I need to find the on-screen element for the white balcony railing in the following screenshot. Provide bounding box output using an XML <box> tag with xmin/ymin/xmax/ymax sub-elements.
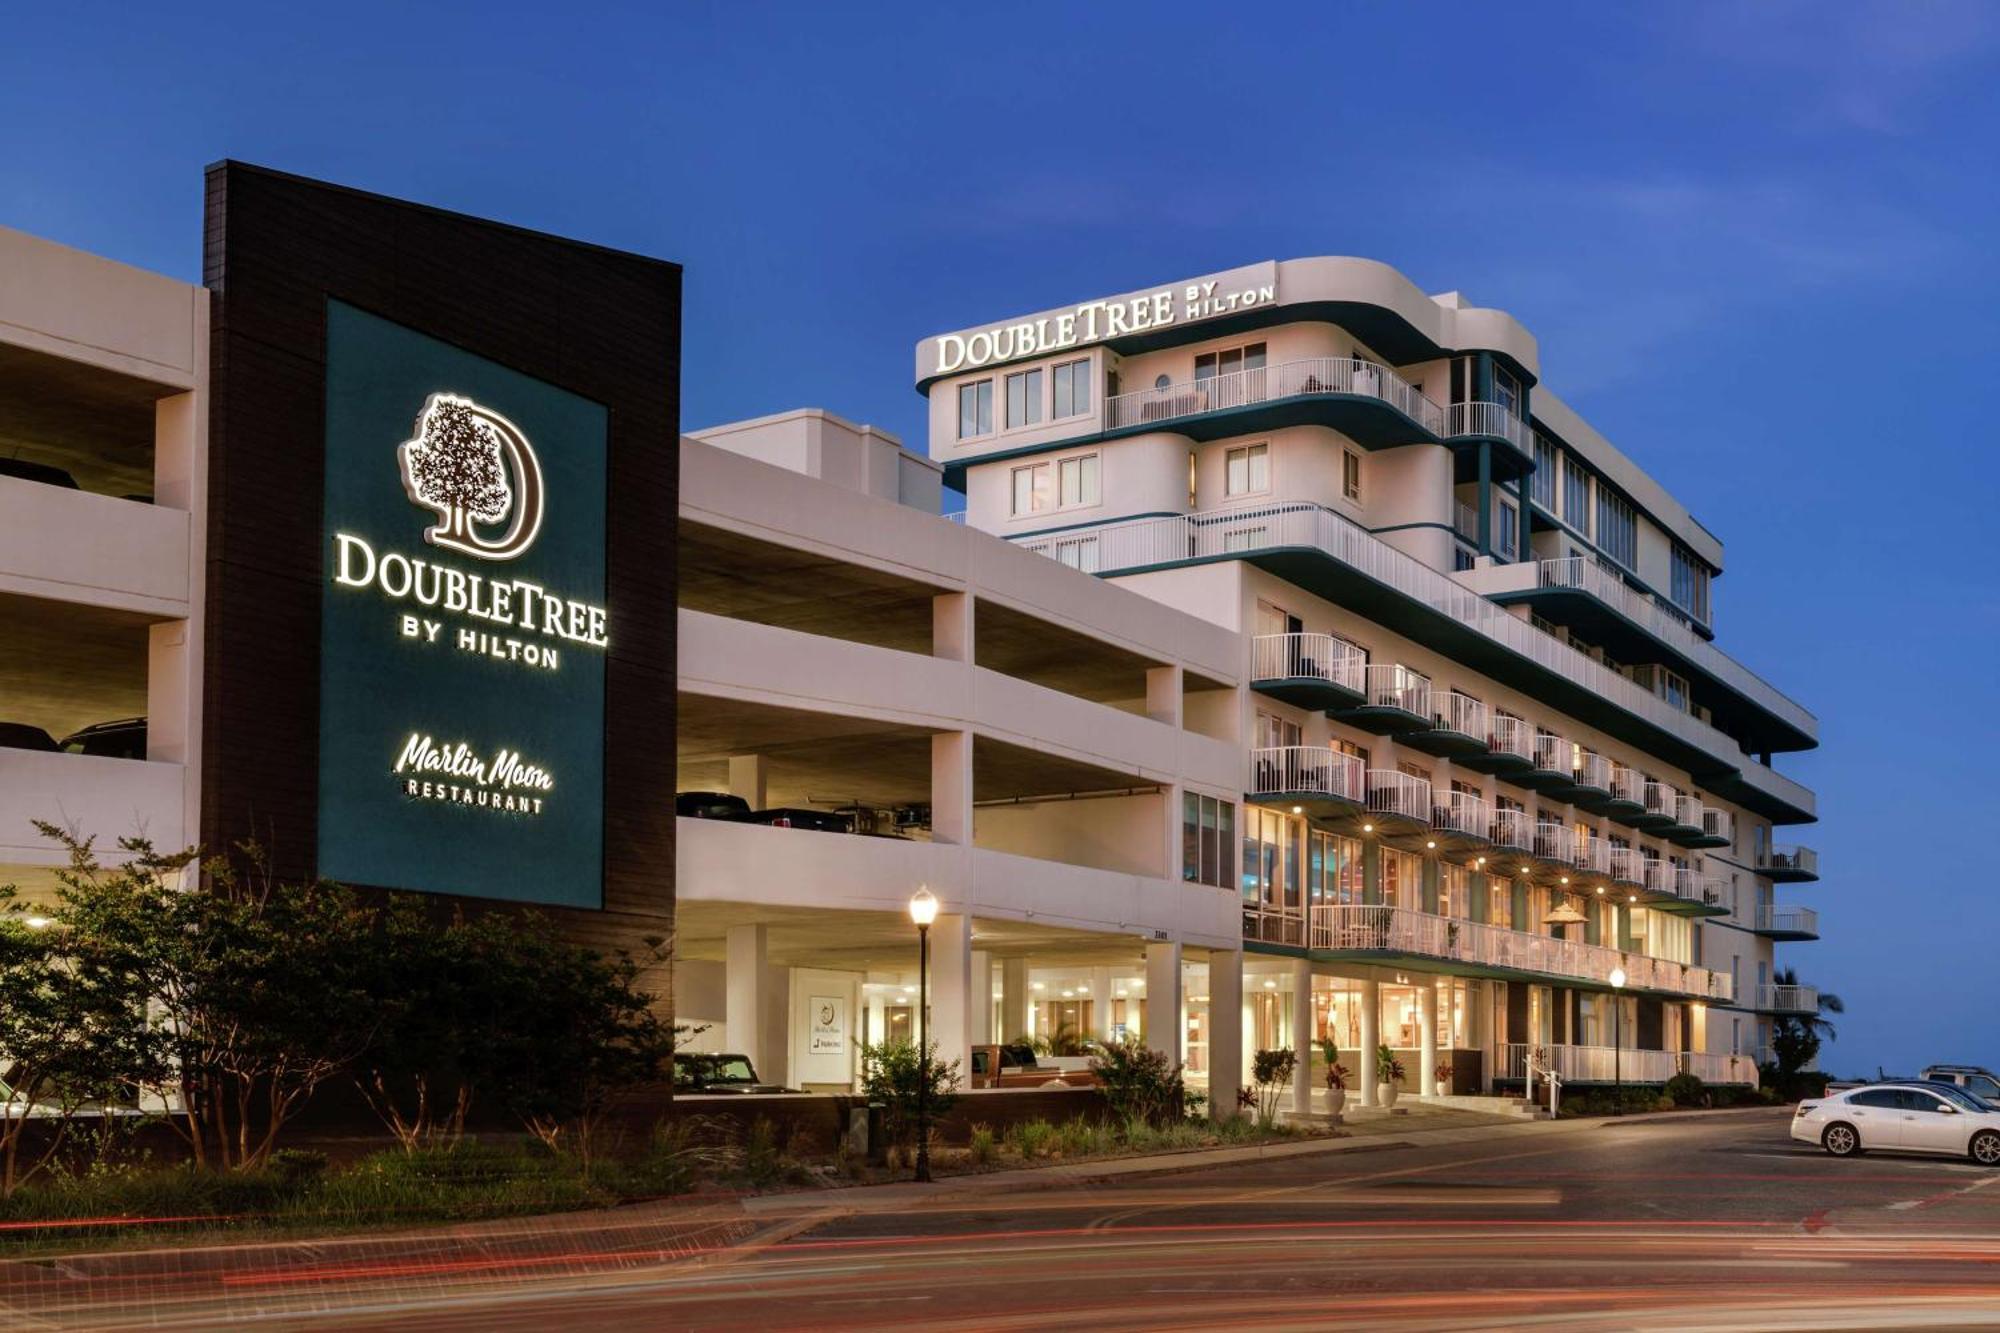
<box><xmin>1433</xmin><ymin>789</ymin><xmax>1489</xmax><ymax>840</ymax></box>
<box><xmin>1607</xmin><ymin>846</ymin><xmax>1644</xmax><ymax>884</ymax></box>
<box><xmin>1490</xmin><ymin>807</ymin><xmax>1534</xmax><ymax>851</ymax></box>
<box><xmin>1308</xmin><ymin>904</ymin><xmax>1730</xmax><ymax>1002</ymax></box>
<box><xmin>1640</xmin><ymin>857</ymin><xmax>1672</xmax><ymax>895</ymax></box>
<box><xmin>1251</xmin><ymin>632</ymin><xmax>1366</xmax><ymax>693</ymax></box>
<box><xmin>1010</xmin><ymin>501</ymin><xmax>1802</xmax><ymax>789</ymax></box>
<box><xmin>1759</xmin><ymin>844</ymin><xmax>1820</xmax><ymax>877</ymax></box>
<box><xmin>1608</xmin><ymin>763</ymin><xmax>1642</xmax><ymax>805</ymax></box>
<box><xmin>1431</xmin><ymin>689</ymin><xmax>1487</xmax><ymax>738</ymax></box>
<box><xmin>1500</xmin><ymin>1043</ymin><xmax>1756</xmax><ymax>1087</ymax></box>
<box><xmin>1672</xmin><ymin>867</ymin><xmax>1726</xmax><ymax>907</ymax></box>
<box><xmin>1453</xmin><ymin>501</ymin><xmax>1480</xmax><ymax>544</ymax></box>
<box><xmin>1752</xmin><ymin>905</ymin><xmax>1819</xmax><ymax>936</ymax></box>
<box><xmin>1673</xmin><ymin>793</ymin><xmax>1704</xmax><ymax>830</ymax></box>
<box><xmin>1444</xmin><ymin>400</ymin><xmax>1531</xmax><ymax>450</ymax></box>
<box><xmin>1358</xmin><ymin>663</ymin><xmax>1431</xmax><ymax>715</ymax></box>
<box><xmin>1532</xmin><ymin>730</ymin><xmax>1567</xmax><ymax>773</ymax></box>
<box><xmin>1535</xmin><ymin>556</ymin><xmax>1815</xmax><ymax>738</ymax></box>
<box><xmin>1576</xmin><ymin>834</ymin><xmax>1613</xmax><ymax>877</ymax></box>
<box><xmin>1103</xmin><ymin>356</ymin><xmax>1446</xmax><ymax>434</ymax></box>
<box><xmin>1366</xmin><ymin>769</ymin><xmax>1432</xmax><ymax>823</ymax></box>
<box><xmin>1534</xmin><ymin>821</ymin><xmax>1574</xmax><ymax>863</ymax></box>
<box><xmin>1754</xmin><ymin>984</ymin><xmax>1819</xmax><ymax>1013</ymax></box>
<box><xmin>1642</xmin><ymin>781</ymin><xmax>1678</xmax><ymax>821</ymax></box>
<box><xmin>1573</xmin><ymin>749</ymin><xmax>1611</xmax><ymax>793</ymax></box>
<box><xmin>1700</xmin><ymin>807</ymin><xmax>1734</xmax><ymax>843</ymax></box>
<box><xmin>1250</xmin><ymin>745</ymin><xmax>1365</xmax><ymax>803</ymax></box>
<box><xmin>1487</xmin><ymin>715</ymin><xmax>1534</xmax><ymax>766</ymax></box>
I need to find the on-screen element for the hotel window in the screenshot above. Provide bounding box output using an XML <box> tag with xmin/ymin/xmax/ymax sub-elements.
<box><xmin>1058</xmin><ymin>453</ymin><xmax>1100</xmax><ymax>508</ymax></box>
<box><xmin>1312</xmin><ymin>830</ymin><xmax>1363</xmax><ymax>907</ymax></box>
<box><xmin>1342</xmin><ymin>449</ymin><xmax>1362</xmax><ymax>502</ymax></box>
<box><xmin>1495</xmin><ymin>497</ymin><xmax>1519</xmax><ymax>561</ymax></box>
<box><xmin>957</xmin><ymin>379</ymin><xmax>993</xmax><ymax>439</ymax></box>
<box><xmin>1382</xmin><ymin>848</ymin><xmax>1421</xmax><ymax>909</ymax></box>
<box><xmin>1563</xmin><ymin>454</ymin><xmax>1590</xmax><ymax>530</ymax></box>
<box><xmin>1257</xmin><ymin>712</ymin><xmax>1303</xmax><ymax>750</ymax></box>
<box><xmin>1005</xmin><ymin>367</ymin><xmax>1044</xmax><ymax>428</ymax></box>
<box><xmin>1195</xmin><ymin>341</ymin><xmax>1266</xmax><ymax>382</ymax></box>
<box><xmin>1440</xmin><ymin>863</ymin><xmax>1470</xmax><ymax>919</ymax></box>
<box><xmin>1530</xmin><ymin>432</ymin><xmax>1558</xmax><ymax>509</ymax></box>
<box><xmin>1669</xmin><ymin>541</ymin><xmax>1711</xmax><ymax>624</ymax></box>
<box><xmin>1242</xmin><ymin>806</ymin><xmax>1304</xmax><ymax>916</ymax></box>
<box><xmin>1052</xmin><ymin>358</ymin><xmax>1091</xmax><ymax>418</ymax></box>
<box><xmin>1225</xmin><ymin>442</ymin><xmax>1270</xmax><ymax>496</ymax></box>
<box><xmin>1182</xmin><ymin>792</ymin><xmax>1235</xmax><ymax>889</ymax></box>
<box><xmin>1493</xmin><ymin>363</ymin><xmax>1523</xmax><ymax>419</ymax></box>
<box><xmin>1010</xmin><ymin>463</ymin><xmax>1051</xmax><ymax>516</ymax></box>
<box><xmin>1595</xmin><ymin>486</ymin><xmax>1637</xmax><ymax>570</ymax></box>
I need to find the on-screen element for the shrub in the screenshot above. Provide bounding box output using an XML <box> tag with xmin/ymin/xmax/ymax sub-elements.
<box><xmin>859</xmin><ymin>1040</ymin><xmax>961</xmax><ymax>1148</ymax></box>
<box><xmin>1664</xmin><ymin>1072</ymin><xmax>1705</xmax><ymax>1107</ymax></box>
<box><xmin>967</xmin><ymin>1124</ymin><xmax>996</xmax><ymax>1166</ymax></box>
<box><xmin>1007</xmin><ymin>1118</ymin><xmax>1056</xmax><ymax>1158</ymax></box>
<box><xmin>1090</xmin><ymin>1038</ymin><xmax>1187</xmax><ymax>1127</ymax></box>
<box><xmin>1251</xmin><ymin>1049</ymin><xmax>1297</xmax><ymax>1127</ymax></box>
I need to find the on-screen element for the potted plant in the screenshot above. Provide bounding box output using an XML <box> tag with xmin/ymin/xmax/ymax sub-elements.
<box><xmin>1376</xmin><ymin>1043</ymin><xmax>1404</xmax><ymax>1108</ymax></box>
<box><xmin>1435</xmin><ymin>1061</ymin><xmax>1453</xmax><ymax>1097</ymax></box>
<box><xmin>1325</xmin><ymin>1062</ymin><xmax>1349</xmax><ymax>1118</ymax></box>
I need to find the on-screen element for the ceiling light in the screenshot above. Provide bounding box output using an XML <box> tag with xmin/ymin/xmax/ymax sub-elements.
<box><xmin>1032</xmin><ymin>981</ymin><xmax>1045</xmax><ymax>990</ymax></box>
<box><xmin>1264</xmin><ymin>979</ymin><xmax>1277</xmax><ymax>989</ymax></box>
<box><xmin>1425</xmin><ymin>840</ymin><xmax>1437</xmax><ymax>850</ymax></box>
<box><xmin>1292</xmin><ymin>805</ymin><xmax>1304</xmax><ymax>815</ymax></box>
<box><xmin>1363</xmin><ymin>823</ymin><xmax>1374</xmax><ymax>834</ymax></box>
<box><xmin>1116</xmin><ymin>990</ymin><xmax>1128</xmax><ymax>998</ymax></box>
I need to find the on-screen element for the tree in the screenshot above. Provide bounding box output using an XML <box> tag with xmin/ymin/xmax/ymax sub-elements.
<box><xmin>858</xmin><ymin>1040</ymin><xmax>961</xmax><ymax>1149</ymax></box>
<box><xmin>401</xmin><ymin>396</ymin><xmax>511</xmax><ymax>541</ymax></box>
<box><xmin>1768</xmin><ymin>966</ymin><xmax>1844</xmax><ymax>1091</ymax></box>
<box><xmin>41</xmin><ymin>825</ymin><xmax>379</xmax><ymax>1171</ymax></box>
<box><xmin>1250</xmin><ymin>1048</ymin><xmax>1297</xmax><ymax>1128</ymax></box>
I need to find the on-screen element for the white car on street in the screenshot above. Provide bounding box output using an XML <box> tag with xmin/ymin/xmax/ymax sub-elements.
<box><xmin>1794</xmin><ymin>1082</ymin><xmax>2000</xmax><ymax>1164</ymax></box>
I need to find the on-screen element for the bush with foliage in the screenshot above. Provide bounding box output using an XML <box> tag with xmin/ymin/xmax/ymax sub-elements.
<box><xmin>1251</xmin><ymin>1048</ymin><xmax>1297</xmax><ymax>1126</ymax></box>
<box><xmin>1376</xmin><ymin>1044</ymin><xmax>1405</xmax><ymax>1086</ymax></box>
<box><xmin>859</xmin><ymin>1039</ymin><xmax>961</xmax><ymax>1148</ymax></box>
<box><xmin>1089</xmin><ymin>1037</ymin><xmax>1186</xmax><ymax>1127</ymax></box>
<box><xmin>1664</xmin><ymin>1071</ymin><xmax>1706</xmax><ymax>1108</ymax></box>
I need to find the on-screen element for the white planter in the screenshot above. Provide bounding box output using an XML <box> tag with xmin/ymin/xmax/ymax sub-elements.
<box><xmin>1379</xmin><ymin>1082</ymin><xmax>1399</xmax><ymax>1109</ymax></box>
<box><xmin>1326</xmin><ymin>1087</ymin><xmax>1347</xmax><ymax>1117</ymax></box>
<box><xmin>1435</xmin><ymin>1080</ymin><xmax>1449</xmax><ymax>1097</ymax></box>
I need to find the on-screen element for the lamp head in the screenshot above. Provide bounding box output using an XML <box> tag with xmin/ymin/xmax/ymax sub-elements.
<box><xmin>908</xmin><ymin>885</ymin><xmax>939</xmax><ymax>927</ymax></box>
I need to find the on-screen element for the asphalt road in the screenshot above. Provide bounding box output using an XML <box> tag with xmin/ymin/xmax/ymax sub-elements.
<box><xmin>10</xmin><ymin>1108</ymin><xmax>2000</xmax><ymax>1330</ymax></box>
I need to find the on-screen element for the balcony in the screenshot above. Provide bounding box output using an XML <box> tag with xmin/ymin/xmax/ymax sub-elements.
<box><xmin>1459</xmin><ymin>713</ymin><xmax>1533</xmax><ymax>776</ymax></box>
<box><xmin>1575</xmin><ymin>834</ymin><xmax>1613</xmax><ymax>879</ymax></box>
<box><xmin>1689</xmin><ymin>806</ymin><xmax>1734</xmax><ymax>850</ymax></box>
<box><xmin>1663</xmin><ymin>793</ymin><xmax>1707</xmax><ymax>845</ymax></box>
<box><xmin>1404</xmin><ymin>689</ymin><xmax>1489</xmax><ymax>759</ymax></box>
<box><xmin>1330</xmin><ymin>664</ymin><xmax>1433</xmax><ymax>734</ymax></box>
<box><xmin>1483</xmin><ymin>556</ymin><xmax>1816</xmax><ymax>757</ymax></box>
<box><xmin>1605</xmin><ymin>846</ymin><xmax>1645</xmax><ymax>888</ymax></box>
<box><xmin>1250</xmin><ymin>632</ymin><xmax>1365</xmax><ymax>710</ymax></box>
<box><xmin>1601</xmin><ymin>763</ymin><xmax>1645</xmax><ymax>818</ymax></box>
<box><xmin>1490</xmin><ymin>807</ymin><xmax>1534</xmax><ymax>854</ymax></box>
<box><xmin>1669</xmin><ymin>867</ymin><xmax>1730</xmax><ymax>915</ymax></box>
<box><xmin>1444</xmin><ymin>400</ymin><xmax>1531</xmax><ymax>454</ymax></box>
<box><xmin>1516</xmin><ymin>730</ymin><xmax>1571</xmax><ymax>791</ymax></box>
<box><xmin>1260</xmin><ymin>903</ymin><xmax>1734</xmax><ymax>1003</ymax></box>
<box><xmin>1748</xmin><ymin>905</ymin><xmax>1820</xmax><ymax>941</ymax></box>
<box><xmin>1430</xmin><ymin>789</ymin><xmax>1490</xmax><ymax>852</ymax></box>
<box><xmin>1101</xmin><ymin>356</ymin><xmax>1445</xmax><ymax>448</ymax></box>
<box><xmin>1752</xmin><ymin>984</ymin><xmax>1819</xmax><ymax>1014</ymax></box>
<box><xmin>1756</xmin><ymin>844</ymin><xmax>1820</xmax><ymax>884</ymax></box>
<box><xmin>1249</xmin><ymin>745</ymin><xmax>1365</xmax><ymax>819</ymax></box>
<box><xmin>1548</xmin><ymin>747</ymin><xmax>1612</xmax><ymax>805</ymax></box>
<box><xmin>1010</xmin><ymin>501</ymin><xmax>1812</xmax><ymax>798</ymax></box>
<box><xmin>1629</xmin><ymin>780</ymin><xmax>1680</xmax><ymax>831</ymax></box>
<box><xmin>1499</xmin><ymin>1043</ymin><xmax>1756</xmax><ymax>1087</ymax></box>
<box><xmin>1365</xmin><ymin>769</ymin><xmax>1432</xmax><ymax>833</ymax></box>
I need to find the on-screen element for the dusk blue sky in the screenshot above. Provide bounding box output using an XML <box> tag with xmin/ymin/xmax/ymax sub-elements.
<box><xmin>6</xmin><ymin>3</ymin><xmax>1995</xmax><ymax>1077</ymax></box>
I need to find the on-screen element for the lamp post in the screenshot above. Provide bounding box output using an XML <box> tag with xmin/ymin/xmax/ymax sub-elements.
<box><xmin>908</xmin><ymin>886</ymin><xmax>939</xmax><ymax>1182</ymax></box>
<box><xmin>1608</xmin><ymin>965</ymin><xmax>1627</xmax><ymax>1116</ymax></box>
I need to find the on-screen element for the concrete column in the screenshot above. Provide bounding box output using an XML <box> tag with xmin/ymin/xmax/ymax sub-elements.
<box><xmin>1145</xmin><ymin>664</ymin><xmax>1182</xmax><ymax>726</ymax></box>
<box><xmin>1360</xmin><ymin>976</ymin><xmax>1381</xmax><ymax>1107</ymax></box>
<box><xmin>929</xmin><ymin>913</ymin><xmax>972</xmax><ymax>1082</ymax></box>
<box><xmin>970</xmin><ymin>951</ymin><xmax>993</xmax><ymax>1046</ymax></box>
<box><xmin>1291</xmin><ymin>957</ymin><xmax>1315</xmax><ymax>1115</ymax></box>
<box><xmin>1001</xmin><ymin>956</ymin><xmax>1030</xmax><ymax>1043</ymax></box>
<box><xmin>1209</xmin><ymin>949</ymin><xmax>1244</xmax><ymax>1120</ymax></box>
<box><xmin>1089</xmin><ymin>966</ymin><xmax>1114</xmax><ymax>1045</ymax></box>
<box><xmin>931</xmin><ymin>731</ymin><xmax>972</xmax><ymax>846</ymax></box>
<box><xmin>727</xmin><ymin>754</ymin><xmax>768</xmax><ymax>809</ymax></box>
<box><xmin>1419</xmin><ymin>980</ymin><xmax>1439</xmax><ymax>1099</ymax></box>
<box><xmin>1144</xmin><ymin>940</ymin><xmax>1182</xmax><ymax>1061</ymax></box>
<box><xmin>866</xmin><ymin>988</ymin><xmax>887</xmax><ymax>1049</ymax></box>
<box><xmin>933</xmin><ymin>591</ymin><xmax>973</xmax><ymax>662</ymax></box>
<box><xmin>725</xmin><ymin>923</ymin><xmax>771</xmax><ymax>1074</ymax></box>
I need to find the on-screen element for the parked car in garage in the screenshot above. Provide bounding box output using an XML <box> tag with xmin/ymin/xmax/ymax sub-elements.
<box><xmin>671</xmin><ymin>1052</ymin><xmax>795</xmax><ymax>1094</ymax></box>
<box><xmin>731</xmin><ymin>807</ymin><xmax>853</xmax><ymax>833</ymax></box>
<box><xmin>676</xmin><ymin>790</ymin><xmax>752</xmax><ymax>820</ymax></box>
<box><xmin>0</xmin><ymin>457</ymin><xmax>80</xmax><ymax>488</ymax></box>
<box><xmin>59</xmin><ymin>717</ymin><xmax>147</xmax><ymax>760</ymax></box>
<box><xmin>0</xmin><ymin>723</ymin><xmax>58</xmax><ymax>752</ymax></box>
<box><xmin>1794</xmin><ymin>1082</ymin><xmax>2000</xmax><ymax>1164</ymax></box>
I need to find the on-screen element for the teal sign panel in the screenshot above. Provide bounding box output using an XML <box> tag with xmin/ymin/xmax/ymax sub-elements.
<box><xmin>318</xmin><ymin>301</ymin><xmax>607</xmax><ymax>907</ymax></box>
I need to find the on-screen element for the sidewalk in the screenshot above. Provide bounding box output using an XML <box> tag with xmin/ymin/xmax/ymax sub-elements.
<box><xmin>739</xmin><ymin>1103</ymin><xmax>1789</xmax><ymax>1214</ymax></box>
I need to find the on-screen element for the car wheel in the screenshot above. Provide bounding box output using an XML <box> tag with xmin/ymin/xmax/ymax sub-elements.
<box><xmin>1822</xmin><ymin>1122</ymin><xmax>1861</xmax><ymax>1157</ymax></box>
<box><xmin>1970</xmin><ymin>1130</ymin><xmax>2000</xmax><ymax>1167</ymax></box>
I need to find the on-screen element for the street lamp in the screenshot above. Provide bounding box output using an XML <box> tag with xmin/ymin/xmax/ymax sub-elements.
<box><xmin>1608</xmin><ymin>965</ymin><xmax>1627</xmax><ymax>1116</ymax></box>
<box><xmin>908</xmin><ymin>886</ymin><xmax>939</xmax><ymax>1182</ymax></box>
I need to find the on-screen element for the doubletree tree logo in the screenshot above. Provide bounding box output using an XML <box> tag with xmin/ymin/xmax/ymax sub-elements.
<box><xmin>397</xmin><ymin>393</ymin><xmax>545</xmax><ymax>561</ymax></box>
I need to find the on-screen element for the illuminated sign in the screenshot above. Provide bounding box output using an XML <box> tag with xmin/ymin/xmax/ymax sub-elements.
<box><xmin>318</xmin><ymin>302</ymin><xmax>607</xmax><ymax>908</ymax></box>
<box><xmin>932</xmin><ymin>272</ymin><xmax>1278</xmax><ymax>376</ymax></box>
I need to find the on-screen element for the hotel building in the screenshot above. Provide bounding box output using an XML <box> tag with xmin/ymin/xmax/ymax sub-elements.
<box><xmin>0</xmin><ymin>175</ymin><xmax>1824</xmax><ymax>1113</ymax></box>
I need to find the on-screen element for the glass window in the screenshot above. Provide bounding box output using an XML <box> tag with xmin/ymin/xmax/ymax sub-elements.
<box><xmin>1343</xmin><ymin>449</ymin><xmax>1362</xmax><ymax>501</ymax></box>
<box><xmin>1005</xmin><ymin>368</ymin><xmax>1044</xmax><ymax>428</ymax></box>
<box><xmin>1596</xmin><ymin>487</ymin><xmax>1637</xmax><ymax>570</ymax></box>
<box><xmin>1670</xmin><ymin>541</ymin><xmax>1711</xmax><ymax>624</ymax></box>
<box><xmin>1058</xmin><ymin>453</ymin><xmax>1100</xmax><ymax>507</ymax></box>
<box><xmin>1531</xmin><ymin>432</ymin><xmax>1557</xmax><ymax>508</ymax></box>
<box><xmin>1196</xmin><ymin>342</ymin><xmax>1267</xmax><ymax>380</ymax></box>
<box><xmin>1183</xmin><ymin>793</ymin><xmax>1235</xmax><ymax>889</ymax></box>
<box><xmin>958</xmin><ymin>379</ymin><xmax>993</xmax><ymax>439</ymax></box>
<box><xmin>1226</xmin><ymin>442</ymin><xmax>1270</xmax><ymax>496</ymax></box>
<box><xmin>1052</xmin><ymin>358</ymin><xmax>1091</xmax><ymax>418</ymax></box>
<box><xmin>1493</xmin><ymin>363</ymin><xmax>1523</xmax><ymax>418</ymax></box>
<box><xmin>1495</xmin><ymin>498</ymin><xmax>1518</xmax><ymax>560</ymax></box>
<box><xmin>1010</xmin><ymin>463</ymin><xmax>1051</xmax><ymax>516</ymax></box>
<box><xmin>1563</xmin><ymin>455</ymin><xmax>1590</xmax><ymax>530</ymax></box>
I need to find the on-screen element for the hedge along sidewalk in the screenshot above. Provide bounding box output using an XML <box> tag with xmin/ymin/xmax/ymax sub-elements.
<box><xmin>741</xmin><ymin>1103</ymin><xmax>1794</xmax><ymax>1215</ymax></box>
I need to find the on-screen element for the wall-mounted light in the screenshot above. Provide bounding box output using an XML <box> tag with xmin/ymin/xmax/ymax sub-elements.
<box><xmin>1363</xmin><ymin>823</ymin><xmax>1374</xmax><ymax>834</ymax></box>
